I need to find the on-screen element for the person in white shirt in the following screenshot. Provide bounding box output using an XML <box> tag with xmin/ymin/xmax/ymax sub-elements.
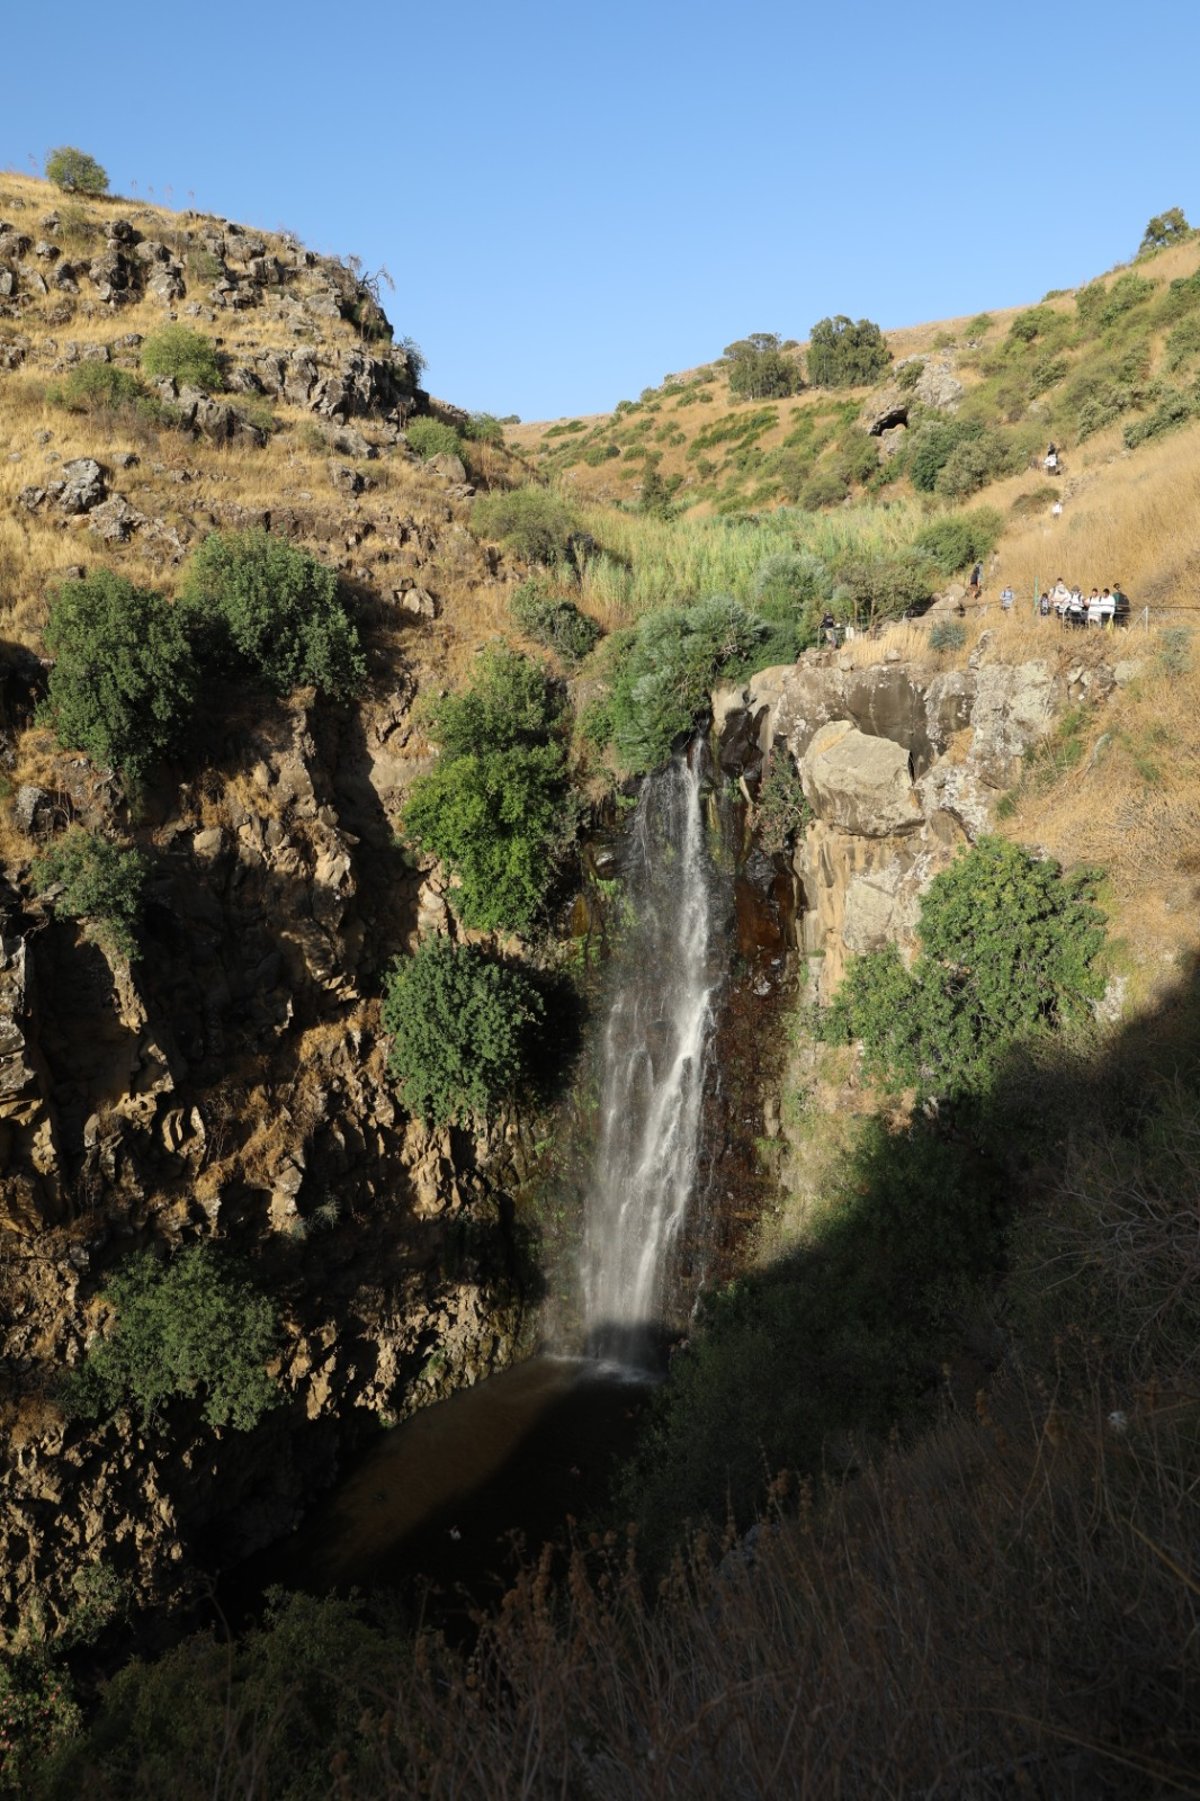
<box><xmin>1087</xmin><ymin>589</ymin><xmax>1103</xmax><ymax>627</ymax></box>
<box><xmin>1099</xmin><ymin>588</ymin><xmax>1115</xmax><ymax>628</ymax></box>
<box><xmin>1000</xmin><ymin>585</ymin><xmax>1015</xmax><ymax>611</ymax></box>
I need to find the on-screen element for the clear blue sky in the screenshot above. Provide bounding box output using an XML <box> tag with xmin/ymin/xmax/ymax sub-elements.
<box><xmin>4</xmin><ymin>0</ymin><xmax>1196</xmax><ymax>420</ymax></box>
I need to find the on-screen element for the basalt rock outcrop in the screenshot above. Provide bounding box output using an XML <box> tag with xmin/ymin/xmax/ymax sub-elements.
<box><xmin>715</xmin><ymin>646</ymin><xmax>1103</xmax><ymax>996</ymax></box>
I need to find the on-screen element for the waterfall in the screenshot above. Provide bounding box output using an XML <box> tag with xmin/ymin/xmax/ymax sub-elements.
<box><xmin>580</xmin><ymin>741</ymin><xmax>723</xmax><ymax>1367</ymax></box>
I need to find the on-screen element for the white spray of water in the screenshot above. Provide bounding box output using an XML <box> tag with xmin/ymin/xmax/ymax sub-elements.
<box><xmin>580</xmin><ymin>746</ymin><xmax>720</xmax><ymax>1366</ymax></box>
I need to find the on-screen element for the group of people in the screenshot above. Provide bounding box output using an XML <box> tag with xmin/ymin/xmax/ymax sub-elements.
<box><xmin>1039</xmin><ymin>576</ymin><xmax>1131</xmax><ymax>628</ymax></box>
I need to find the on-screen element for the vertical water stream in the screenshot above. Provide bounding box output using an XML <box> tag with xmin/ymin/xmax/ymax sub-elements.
<box><xmin>580</xmin><ymin>741</ymin><xmax>725</xmax><ymax>1366</ymax></box>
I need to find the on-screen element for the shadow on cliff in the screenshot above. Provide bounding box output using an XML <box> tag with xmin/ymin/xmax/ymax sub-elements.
<box><xmin>618</xmin><ymin>945</ymin><xmax>1200</xmax><ymax>1563</ymax></box>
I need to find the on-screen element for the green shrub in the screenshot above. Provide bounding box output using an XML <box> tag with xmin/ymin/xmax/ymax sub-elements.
<box><xmin>823</xmin><ymin>837</ymin><xmax>1106</xmax><ymax>1098</ymax></box>
<box><xmin>60</xmin><ymin>1246</ymin><xmax>280</xmax><ymax>1431</ymax></box>
<box><xmin>1123</xmin><ymin>389</ymin><xmax>1199</xmax><ymax>449</ymax></box>
<box><xmin>798</xmin><ymin>467</ymin><xmax>849</xmax><ymax>511</ymax></box>
<box><xmin>829</xmin><ymin>548</ymin><xmax>937</xmax><ymax>628</ymax></box>
<box><xmin>913</xmin><ymin>507</ymin><xmax>1003</xmax><ymax>574</ymax></box>
<box><xmin>31</xmin><ymin>831</ymin><xmax>148</xmax><ymax>958</ymax></box>
<box><xmin>934</xmin><ymin>428</ymin><xmax>1012</xmax><ymax>498</ymax></box>
<box><xmin>48</xmin><ymin>361</ymin><xmax>156</xmax><ymax>418</ymax></box>
<box><xmin>45</xmin><ymin>146</ymin><xmax>108</xmax><ymax>194</ymax></box>
<box><xmin>606</xmin><ymin>597</ymin><xmax>771</xmax><ymax>772</ymax></box>
<box><xmin>965</xmin><ymin>313</ymin><xmax>994</xmax><ymax>337</ymax></box>
<box><xmin>382</xmin><ymin>936</ymin><xmax>543</xmax><ymax>1125</ymax></box>
<box><xmin>510</xmin><ymin>579</ymin><xmax>601</xmax><ymax>665</ymax></box>
<box><xmin>140</xmin><ymin>326</ymin><xmax>223</xmax><ymax>393</ymax></box>
<box><xmin>583</xmin><ymin>440</ymin><xmax>620</xmax><ymax>465</ymax></box>
<box><xmin>44</xmin><ymin>571</ymin><xmax>199</xmax><ymax>780</ymax></box>
<box><xmin>895</xmin><ymin>360</ymin><xmax>922</xmax><ymax>391</ymax></box>
<box><xmin>1157</xmin><ymin>627</ymin><xmax>1192</xmax><ymax>676</ymax></box>
<box><xmin>928</xmin><ymin>619</ymin><xmax>967</xmax><ymax>653</ymax></box>
<box><xmin>1164</xmin><ymin>315</ymin><xmax>1200</xmax><ymax>372</ymax></box>
<box><xmin>807</xmin><ymin>315</ymin><xmax>892</xmax><ymax>388</ymax></box>
<box><xmin>750</xmin><ymin>550</ymin><xmax>831</xmax><ymax>624</ymax></box>
<box><xmin>462</xmin><ymin>413</ymin><xmax>505</xmax><ymax>444</ymax></box>
<box><xmin>1007</xmin><ymin>306</ymin><xmax>1057</xmax><ymax>343</ymax></box>
<box><xmin>180</xmin><ymin>529</ymin><xmax>364</xmax><ymax>699</ymax></box>
<box><xmin>1076</xmin><ymin>272</ymin><xmax>1155</xmax><ymax>331</ymax></box>
<box><xmin>403</xmin><ymin>647</ymin><xmax>569</xmax><ymax>931</ymax></box>
<box><xmin>406</xmin><ymin>417</ymin><xmax>463</xmax><ymax>460</ymax></box>
<box><xmin>470</xmin><ymin>486</ymin><xmax>577</xmax><ymax>566</ymax></box>
<box><xmin>1029</xmin><ymin>352</ymin><xmax>1068</xmax><ymax>394</ymax></box>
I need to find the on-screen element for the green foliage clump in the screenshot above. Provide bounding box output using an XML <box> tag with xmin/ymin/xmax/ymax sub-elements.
<box><xmin>31</xmin><ymin>831</ymin><xmax>148</xmax><ymax>958</ymax></box>
<box><xmin>1164</xmin><ymin>314</ymin><xmax>1200</xmax><ymax>372</ymax></box>
<box><xmin>48</xmin><ymin>361</ymin><xmax>156</xmax><ymax>418</ymax></box>
<box><xmin>829</xmin><ymin>548</ymin><xmax>937</xmax><ymax>628</ymax></box>
<box><xmin>605</xmin><ymin>598</ymin><xmax>773</xmax><ymax>772</ymax></box>
<box><xmin>34</xmin><ymin>1591</ymin><xmax>404</xmax><ymax>1801</ymax></box>
<box><xmin>750</xmin><ymin>549</ymin><xmax>831</xmax><ymax>627</ymax></box>
<box><xmin>965</xmin><ymin>313</ymin><xmax>994</xmax><ymax>337</ymax></box>
<box><xmin>462</xmin><ymin>412</ymin><xmax>505</xmax><ymax>444</ymax></box>
<box><xmin>928</xmin><ymin>619</ymin><xmax>967</xmax><ymax>653</ymax></box>
<box><xmin>823</xmin><ymin>837</ymin><xmax>1106</xmax><ymax>1098</ymax></box>
<box><xmin>722</xmin><ymin>333</ymin><xmax>802</xmax><ymax>400</ymax></box>
<box><xmin>895</xmin><ymin>360</ymin><xmax>923</xmax><ymax>391</ymax></box>
<box><xmin>406</xmin><ymin>417</ymin><xmax>463</xmax><ymax>460</ymax></box>
<box><xmin>140</xmin><ymin>326</ymin><xmax>223</xmax><ymax>393</ymax></box>
<box><xmin>403</xmin><ymin>647</ymin><xmax>569</xmax><ymax>931</ymax></box>
<box><xmin>1139</xmin><ymin>207</ymin><xmax>1191</xmax><ymax>254</ymax></box>
<box><xmin>0</xmin><ymin>1643</ymin><xmax>81</xmax><ymax>1793</ymax></box>
<box><xmin>1007</xmin><ymin>306</ymin><xmax>1058</xmax><ymax>343</ymax></box>
<box><xmin>510</xmin><ymin>579</ymin><xmax>601</xmax><ymax>666</ymax></box>
<box><xmin>181</xmin><ymin>529</ymin><xmax>364</xmax><ymax>699</ymax></box>
<box><xmin>471</xmin><ymin>485</ymin><xmax>577</xmax><ymax>566</ymax></box>
<box><xmin>754</xmin><ymin>747</ymin><xmax>811</xmax><ymax>854</ymax></box>
<box><xmin>583</xmin><ymin>440</ymin><xmax>621</xmax><ymax>465</ymax></box>
<box><xmin>807</xmin><ymin>315</ymin><xmax>892</xmax><ymax>388</ymax></box>
<box><xmin>60</xmin><ymin>1246</ymin><xmax>280</xmax><ymax>1431</ymax></box>
<box><xmin>1075</xmin><ymin>272</ymin><xmax>1155</xmax><ymax>332</ymax></box>
<box><xmin>382</xmin><ymin>936</ymin><xmax>543</xmax><ymax>1125</ymax></box>
<box><xmin>908</xmin><ymin>417</ymin><xmax>1011</xmax><ymax>495</ymax></box>
<box><xmin>1123</xmin><ymin>388</ymin><xmax>1200</xmax><ymax>449</ymax></box>
<box><xmin>44</xmin><ymin>571</ymin><xmax>199</xmax><ymax>780</ymax></box>
<box><xmin>913</xmin><ymin>507</ymin><xmax>1003</xmax><ymax>574</ymax></box>
<box><xmin>798</xmin><ymin>466</ymin><xmax>850</xmax><ymax>511</ymax></box>
<box><xmin>45</xmin><ymin>146</ymin><xmax>108</xmax><ymax>194</ymax></box>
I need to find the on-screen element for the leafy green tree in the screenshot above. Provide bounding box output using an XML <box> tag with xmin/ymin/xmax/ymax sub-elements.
<box><xmin>807</xmin><ymin>315</ymin><xmax>892</xmax><ymax>388</ymax></box>
<box><xmin>721</xmin><ymin>333</ymin><xmax>802</xmax><ymax>400</ymax></box>
<box><xmin>470</xmin><ymin>486</ymin><xmax>577</xmax><ymax>566</ymax></box>
<box><xmin>140</xmin><ymin>326</ymin><xmax>223</xmax><ymax>393</ymax></box>
<box><xmin>45</xmin><ymin>146</ymin><xmax>108</xmax><ymax>194</ymax></box>
<box><xmin>823</xmin><ymin>837</ymin><xmax>1106</xmax><ymax>1097</ymax></box>
<box><xmin>31</xmin><ymin>831</ymin><xmax>148</xmax><ymax>958</ymax></box>
<box><xmin>382</xmin><ymin>936</ymin><xmax>543</xmax><ymax>1124</ymax></box>
<box><xmin>44</xmin><ymin>571</ymin><xmax>199</xmax><ymax>780</ymax></box>
<box><xmin>1139</xmin><ymin>207</ymin><xmax>1191</xmax><ymax>253</ymax></box>
<box><xmin>60</xmin><ymin>1247</ymin><xmax>280</xmax><ymax>1431</ymax></box>
<box><xmin>180</xmin><ymin>529</ymin><xmax>365</xmax><ymax>699</ymax></box>
<box><xmin>403</xmin><ymin>647</ymin><xmax>570</xmax><ymax>931</ymax></box>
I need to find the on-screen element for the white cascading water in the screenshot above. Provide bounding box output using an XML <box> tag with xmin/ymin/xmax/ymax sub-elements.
<box><xmin>580</xmin><ymin>742</ymin><xmax>721</xmax><ymax>1367</ymax></box>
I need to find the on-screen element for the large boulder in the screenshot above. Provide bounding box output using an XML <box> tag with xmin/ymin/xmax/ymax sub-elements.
<box><xmin>57</xmin><ymin>458</ymin><xmax>106</xmax><ymax>514</ymax></box>
<box><xmin>799</xmin><ymin>720</ymin><xmax>924</xmax><ymax>836</ymax></box>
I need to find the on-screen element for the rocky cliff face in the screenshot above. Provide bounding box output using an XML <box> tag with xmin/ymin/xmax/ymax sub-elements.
<box><xmin>715</xmin><ymin>635</ymin><xmax>1133</xmax><ymax>999</ymax></box>
<box><xmin>0</xmin><ymin>183</ymin><xmax>542</xmax><ymax>1633</ymax></box>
